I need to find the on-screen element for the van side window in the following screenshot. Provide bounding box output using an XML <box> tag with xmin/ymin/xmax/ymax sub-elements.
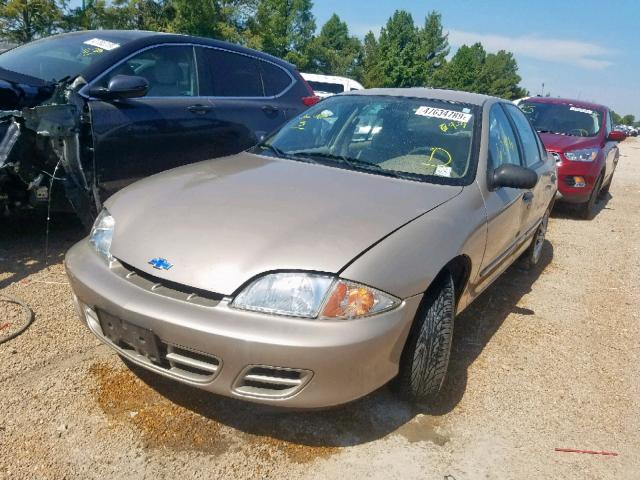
<box><xmin>197</xmin><ymin>47</ymin><xmax>264</xmax><ymax>97</ymax></box>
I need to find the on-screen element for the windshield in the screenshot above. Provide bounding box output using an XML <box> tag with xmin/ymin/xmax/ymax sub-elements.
<box><xmin>519</xmin><ymin>100</ymin><xmax>604</xmax><ymax>137</ymax></box>
<box><xmin>0</xmin><ymin>33</ymin><xmax>136</xmax><ymax>83</ymax></box>
<box><xmin>257</xmin><ymin>95</ymin><xmax>477</xmax><ymax>184</ymax></box>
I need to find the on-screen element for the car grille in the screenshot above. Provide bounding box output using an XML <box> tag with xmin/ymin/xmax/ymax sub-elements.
<box><xmin>112</xmin><ymin>260</ymin><xmax>224</xmax><ymax>308</ymax></box>
<box><xmin>233</xmin><ymin>365</ymin><xmax>313</xmax><ymax>399</ymax></box>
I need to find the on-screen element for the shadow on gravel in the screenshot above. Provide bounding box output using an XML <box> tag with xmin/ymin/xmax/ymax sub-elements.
<box><xmin>123</xmin><ymin>240</ymin><xmax>554</xmax><ymax>448</ymax></box>
<box><xmin>0</xmin><ymin>211</ymin><xmax>84</xmax><ymax>289</ymax></box>
<box><xmin>551</xmin><ymin>191</ymin><xmax>613</xmax><ymax>220</ymax></box>
<box><xmin>427</xmin><ymin>240</ymin><xmax>554</xmax><ymax>416</ymax></box>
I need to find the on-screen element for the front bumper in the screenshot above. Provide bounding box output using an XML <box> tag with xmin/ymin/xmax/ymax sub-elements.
<box><xmin>65</xmin><ymin>240</ymin><xmax>422</xmax><ymax>408</ymax></box>
<box><xmin>554</xmin><ymin>156</ymin><xmax>600</xmax><ymax>204</ymax></box>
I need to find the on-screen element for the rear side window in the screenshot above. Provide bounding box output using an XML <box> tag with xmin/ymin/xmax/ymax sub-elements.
<box><xmin>197</xmin><ymin>47</ymin><xmax>263</xmax><ymax>97</ymax></box>
<box><xmin>489</xmin><ymin>104</ymin><xmax>521</xmax><ymax>167</ymax></box>
<box><xmin>504</xmin><ymin>104</ymin><xmax>542</xmax><ymax>167</ymax></box>
<box><xmin>261</xmin><ymin>61</ymin><xmax>292</xmax><ymax>97</ymax></box>
<box><xmin>307</xmin><ymin>81</ymin><xmax>344</xmax><ymax>95</ymax></box>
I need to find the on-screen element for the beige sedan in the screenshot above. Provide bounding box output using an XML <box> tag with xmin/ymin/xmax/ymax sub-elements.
<box><xmin>65</xmin><ymin>88</ymin><xmax>557</xmax><ymax>408</ymax></box>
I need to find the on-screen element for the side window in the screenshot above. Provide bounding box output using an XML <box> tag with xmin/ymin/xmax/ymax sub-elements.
<box><xmin>489</xmin><ymin>104</ymin><xmax>521</xmax><ymax>168</ymax></box>
<box><xmin>197</xmin><ymin>47</ymin><xmax>263</xmax><ymax>97</ymax></box>
<box><xmin>97</xmin><ymin>46</ymin><xmax>197</xmax><ymax>97</ymax></box>
<box><xmin>504</xmin><ymin>104</ymin><xmax>542</xmax><ymax>167</ymax></box>
<box><xmin>260</xmin><ymin>61</ymin><xmax>292</xmax><ymax>97</ymax></box>
<box><xmin>605</xmin><ymin>110</ymin><xmax>613</xmax><ymax>135</ymax></box>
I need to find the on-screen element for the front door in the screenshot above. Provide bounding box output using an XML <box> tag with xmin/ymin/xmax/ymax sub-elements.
<box><xmin>478</xmin><ymin>104</ymin><xmax>529</xmax><ymax>287</ymax></box>
<box><xmin>87</xmin><ymin>45</ymin><xmax>218</xmax><ymax>199</ymax></box>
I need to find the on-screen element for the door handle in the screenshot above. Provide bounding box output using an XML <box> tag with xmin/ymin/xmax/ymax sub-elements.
<box><xmin>187</xmin><ymin>104</ymin><xmax>213</xmax><ymax>115</ymax></box>
<box><xmin>522</xmin><ymin>191</ymin><xmax>534</xmax><ymax>203</ymax></box>
<box><xmin>262</xmin><ymin>104</ymin><xmax>280</xmax><ymax>113</ymax></box>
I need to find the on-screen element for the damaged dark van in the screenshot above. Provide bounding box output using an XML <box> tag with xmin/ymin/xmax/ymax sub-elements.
<box><xmin>0</xmin><ymin>30</ymin><xmax>318</xmax><ymax>225</ymax></box>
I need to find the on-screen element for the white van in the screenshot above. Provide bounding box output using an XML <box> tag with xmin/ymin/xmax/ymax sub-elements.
<box><xmin>301</xmin><ymin>73</ymin><xmax>364</xmax><ymax>98</ymax></box>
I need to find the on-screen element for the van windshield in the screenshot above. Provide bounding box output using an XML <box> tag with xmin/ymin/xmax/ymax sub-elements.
<box><xmin>257</xmin><ymin>95</ymin><xmax>478</xmax><ymax>185</ymax></box>
<box><xmin>519</xmin><ymin>100</ymin><xmax>604</xmax><ymax>137</ymax></box>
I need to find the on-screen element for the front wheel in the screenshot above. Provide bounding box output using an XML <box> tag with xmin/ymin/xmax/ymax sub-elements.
<box><xmin>393</xmin><ymin>273</ymin><xmax>455</xmax><ymax>403</ymax></box>
<box><xmin>579</xmin><ymin>175</ymin><xmax>603</xmax><ymax>220</ymax></box>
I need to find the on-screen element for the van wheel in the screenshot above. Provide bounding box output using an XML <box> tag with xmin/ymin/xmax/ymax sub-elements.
<box><xmin>393</xmin><ymin>272</ymin><xmax>455</xmax><ymax>403</ymax></box>
<box><xmin>579</xmin><ymin>175</ymin><xmax>603</xmax><ymax>220</ymax></box>
<box><xmin>521</xmin><ymin>208</ymin><xmax>549</xmax><ymax>269</ymax></box>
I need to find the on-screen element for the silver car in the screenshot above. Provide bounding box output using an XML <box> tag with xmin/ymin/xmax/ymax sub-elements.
<box><xmin>65</xmin><ymin>89</ymin><xmax>557</xmax><ymax>408</ymax></box>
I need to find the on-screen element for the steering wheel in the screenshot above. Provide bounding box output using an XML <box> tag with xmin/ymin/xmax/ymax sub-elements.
<box><xmin>569</xmin><ymin>128</ymin><xmax>589</xmax><ymax>137</ymax></box>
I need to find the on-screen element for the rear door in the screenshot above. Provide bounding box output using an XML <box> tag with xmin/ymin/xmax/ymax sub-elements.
<box><xmin>503</xmin><ymin>103</ymin><xmax>555</xmax><ymax>231</ymax></box>
<box><xmin>87</xmin><ymin>44</ymin><xmax>221</xmax><ymax>198</ymax></box>
<box><xmin>195</xmin><ymin>47</ymin><xmax>289</xmax><ymax>154</ymax></box>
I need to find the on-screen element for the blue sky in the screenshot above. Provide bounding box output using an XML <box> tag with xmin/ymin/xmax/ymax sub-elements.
<box><xmin>314</xmin><ymin>0</ymin><xmax>640</xmax><ymax>118</ymax></box>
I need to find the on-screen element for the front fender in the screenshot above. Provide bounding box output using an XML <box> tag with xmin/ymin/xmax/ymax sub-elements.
<box><xmin>339</xmin><ymin>184</ymin><xmax>488</xmax><ymax>303</ymax></box>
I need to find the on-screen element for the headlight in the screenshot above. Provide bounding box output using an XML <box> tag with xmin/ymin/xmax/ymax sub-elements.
<box><xmin>231</xmin><ymin>272</ymin><xmax>400</xmax><ymax>320</ymax></box>
<box><xmin>564</xmin><ymin>148</ymin><xmax>598</xmax><ymax>162</ymax></box>
<box><xmin>89</xmin><ymin>208</ymin><xmax>115</xmax><ymax>261</ymax></box>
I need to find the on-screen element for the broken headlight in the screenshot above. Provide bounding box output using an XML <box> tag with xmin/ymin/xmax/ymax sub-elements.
<box><xmin>89</xmin><ymin>208</ymin><xmax>115</xmax><ymax>261</ymax></box>
<box><xmin>231</xmin><ymin>272</ymin><xmax>400</xmax><ymax>319</ymax></box>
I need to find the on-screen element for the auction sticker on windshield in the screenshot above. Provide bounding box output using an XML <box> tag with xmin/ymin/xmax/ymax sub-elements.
<box><xmin>416</xmin><ymin>106</ymin><xmax>472</xmax><ymax>123</ymax></box>
<box><xmin>83</xmin><ymin>38</ymin><xmax>120</xmax><ymax>51</ymax></box>
<box><xmin>569</xmin><ymin>106</ymin><xmax>594</xmax><ymax>115</ymax></box>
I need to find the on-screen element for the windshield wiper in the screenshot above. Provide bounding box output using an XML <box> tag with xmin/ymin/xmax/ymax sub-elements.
<box><xmin>537</xmin><ymin>129</ymin><xmax>565</xmax><ymax>136</ymax></box>
<box><xmin>293</xmin><ymin>151</ymin><xmax>408</xmax><ymax>178</ymax></box>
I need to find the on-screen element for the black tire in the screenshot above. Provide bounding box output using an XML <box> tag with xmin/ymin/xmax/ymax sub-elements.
<box><xmin>579</xmin><ymin>175</ymin><xmax>603</xmax><ymax>220</ymax></box>
<box><xmin>521</xmin><ymin>208</ymin><xmax>550</xmax><ymax>270</ymax></box>
<box><xmin>393</xmin><ymin>272</ymin><xmax>455</xmax><ymax>403</ymax></box>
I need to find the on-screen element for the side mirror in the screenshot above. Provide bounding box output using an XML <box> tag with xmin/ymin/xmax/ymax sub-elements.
<box><xmin>492</xmin><ymin>164</ymin><xmax>538</xmax><ymax>190</ymax></box>
<box><xmin>89</xmin><ymin>75</ymin><xmax>149</xmax><ymax>100</ymax></box>
<box><xmin>607</xmin><ymin>130</ymin><xmax>626</xmax><ymax>142</ymax></box>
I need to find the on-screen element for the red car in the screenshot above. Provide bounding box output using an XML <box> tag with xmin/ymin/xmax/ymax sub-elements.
<box><xmin>518</xmin><ymin>97</ymin><xmax>625</xmax><ymax>218</ymax></box>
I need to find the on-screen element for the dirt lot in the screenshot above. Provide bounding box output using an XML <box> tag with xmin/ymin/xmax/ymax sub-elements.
<box><xmin>1</xmin><ymin>139</ymin><xmax>639</xmax><ymax>480</ymax></box>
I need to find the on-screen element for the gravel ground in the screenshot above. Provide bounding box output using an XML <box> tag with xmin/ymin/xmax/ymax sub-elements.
<box><xmin>1</xmin><ymin>138</ymin><xmax>639</xmax><ymax>480</ymax></box>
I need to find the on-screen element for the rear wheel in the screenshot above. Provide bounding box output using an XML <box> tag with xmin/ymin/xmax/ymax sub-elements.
<box><xmin>393</xmin><ymin>273</ymin><xmax>455</xmax><ymax>403</ymax></box>
<box><xmin>521</xmin><ymin>208</ymin><xmax>550</xmax><ymax>269</ymax></box>
<box><xmin>579</xmin><ymin>175</ymin><xmax>603</xmax><ymax>220</ymax></box>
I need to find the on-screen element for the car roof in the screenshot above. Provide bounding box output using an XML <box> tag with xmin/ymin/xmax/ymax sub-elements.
<box><xmin>302</xmin><ymin>72</ymin><xmax>360</xmax><ymax>84</ymax></box>
<box><xmin>347</xmin><ymin>87</ymin><xmax>500</xmax><ymax>106</ymax></box>
<box><xmin>522</xmin><ymin>96</ymin><xmax>608</xmax><ymax>112</ymax></box>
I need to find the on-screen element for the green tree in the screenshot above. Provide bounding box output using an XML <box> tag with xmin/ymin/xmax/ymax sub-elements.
<box><xmin>306</xmin><ymin>13</ymin><xmax>363</xmax><ymax>78</ymax></box>
<box><xmin>369</xmin><ymin>10</ymin><xmax>425</xmax><ymax>87</ymax></box>
<box><xmin>248</xmin><ymin>0</ymin><xmax>315</xmax><ymax>68</ymax></box>
<box><xmin>418</xmin><ymin>11</ymin><xmax>449</xmax><ymax>86</ymax></box>
<box><xmin>434</xmin><ymin>42</ymin><xmax>486</xmax><ymax>92</ymax></box>
<box><xmin>621</xmin><ymin>114</ymin><xmax>635</xmax><ymax>125</ymax></box>
<box><xmin>480</xmin><ymin>50</ymin><xmax>528</xmax><ymax>99</ymax></box>
<box><xmin>0</xmin><ymin>0</ymin><xmax>63</xmax><ymax>42</ymax></box>
<box><xmin>362</xmin><ymin>30</ymin><xmax>381</xmax><ymax>87</ymax></box>
<box><xmin>169</xmin><ymin>0</ymin><xmax>256</xmax><ymax>42</ymax></box>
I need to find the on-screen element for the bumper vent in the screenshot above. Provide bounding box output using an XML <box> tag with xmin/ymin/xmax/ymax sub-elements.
<box><xmin>233</xmin><ymin>365</ymin><xmax>313</xmax><ymax>399</ymax></box>
<box><xmin>165</xmin><ymin>345</ymin><xmax>221</xmax><ymax>381</ymax></box>
<box><xmin>113</xmin><ymin>261</ymin><xmax>224</xmax><ymax>307</ymax></box>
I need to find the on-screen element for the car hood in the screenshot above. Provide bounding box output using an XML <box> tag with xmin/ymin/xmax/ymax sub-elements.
<box><xmin>107</xmin><ymin>152</ymin><xmax>462</xmax><ymax>295</ymax></box>
<box><xmin>538</xmin><ymin>132</ymin><xmax>601</xmax><ymax>152</ymax></box>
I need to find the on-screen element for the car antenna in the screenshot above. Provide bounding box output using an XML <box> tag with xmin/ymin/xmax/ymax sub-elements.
<box><xmin>44</xmin><ymin>157</ymin><xmax>63</xmax><ymax>267</ymax></box>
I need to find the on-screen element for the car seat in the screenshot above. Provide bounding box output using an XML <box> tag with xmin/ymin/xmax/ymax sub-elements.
<box><xmin>148</xmin><ymin>59</ymin><xmax>183</xmax><ymax>97</ymax></box>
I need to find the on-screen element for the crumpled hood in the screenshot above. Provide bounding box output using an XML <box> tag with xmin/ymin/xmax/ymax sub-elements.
<box><xmin>107</xmin><ymin>152</ymin><xmax>462</xmax><ymax>295</ymax></box>
<box><xmin>539</xmin><ymin>132</ymin><xmax>601</xmax><ymax>152</ymax></box>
